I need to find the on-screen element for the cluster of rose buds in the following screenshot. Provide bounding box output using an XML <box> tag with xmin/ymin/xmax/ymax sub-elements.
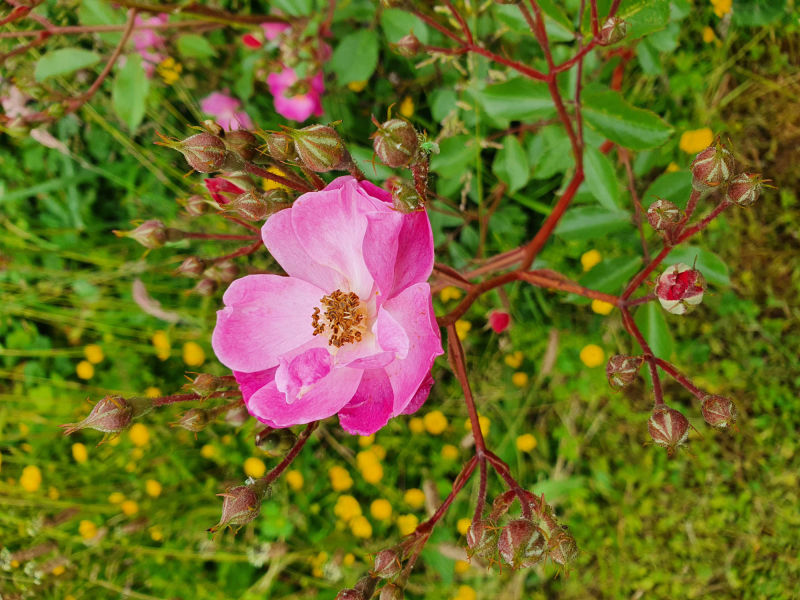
<box><xmin>690</xmin><ymin>139</ymin><xmax>767</xmax><ymax>204</ymax></box>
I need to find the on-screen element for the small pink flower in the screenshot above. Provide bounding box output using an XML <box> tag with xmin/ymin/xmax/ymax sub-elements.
<box><xmin>262</xmin><ymin>22</ymin><xmax>290</xmax><ymax>41</ymax></box>
<box><xmin>212</xmin><ymin>176</ymin><xmax>443</xmax><ymax>435</ymax></box>
<box><xmin>132</xmin><ymin>14</ymin><xmax>168</xmax><ymax>77</ymax></box>
<box><xmin>200</xmin><ymin>91</ymin><xmax>253</xmax><ymax>132</ymax></box>
<box><xmin>488</xmin><ymin>311</ymin><xmax>511</xmax><ymax>333</ymax></box>
<box><xmin>267</xmin><ymin>68</ymin><xmax>324</xmax><ymax>122</ymax></box>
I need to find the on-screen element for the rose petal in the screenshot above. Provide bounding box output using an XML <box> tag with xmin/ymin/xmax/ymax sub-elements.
<box><xmin>275</xmin><ymin>347</ymin><xmax>332</xmax><ymax>403</ymax></box>
<box><xmin>338</xmin><ymin>369</ymin><xmax>394</xmax><ymax>435</ymax></box>
<box><xmin>234</xmin><ymin>368</ymin><xmax>277</xmax><ymax>404</ymax></box>
<box><xmin>400</xmin><ymin>371</ymin><xmax>434</xmax><ymax>415</ymax></box>
<box><xmin>212</xmin><ymin>274</ymin><xmax>324</xmax><ymax>372</ymax></box>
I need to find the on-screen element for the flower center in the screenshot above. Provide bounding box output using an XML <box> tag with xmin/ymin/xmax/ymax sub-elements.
<box><xmin>311</xmin><ymin>290</ymin><xmax>368</xmax><ymax>348</ymax></box>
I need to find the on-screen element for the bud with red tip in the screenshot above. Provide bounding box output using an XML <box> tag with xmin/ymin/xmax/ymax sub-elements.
<box><xmin>726</xmin><ymin>173</ymin><xmax>766</xmax><ymax>207</ymax></box>
<box><xmin>372</xmin><ymin>549</ymin><xmax>402</xmax><ymax>579</ymax></box>
<box><xmin>372</xmin><ymin>118</ymin><xmax>419</xmax><ymax>168</ymax></box>
<box><xmin>113</xmin><ymin>220</ymin><xmax>167</xmax><ymax>249</ymax></box>
<box><xmin>701</xmin><ymin>395</ymin><xmax>737</xmax><ymax>429</ymax></box>
<box><xmin>61</xmin><ymin>395</ymin><xmax>152</xmax><ymax>436</ymax></box>
<box><xmin>224</xmin><ymin>129</ymin><xmax>259</xmax><ymax>162</ymax></box>
<box><xmin>177</xmin><ymin>256</ymin><xmax>207</xmax><ymax>278</ymax></box>
<box><xmin>204</xmin><ymin>176</ymin><xmax>248</xmax><ymax>205</ymax></box>
<box><xmin>646</xmin><ymin>199</ymin><xmax>682</xmax><ymax>232</ymax></box>
<box><xmin>497</xmin><ymin>518</ymin><xmax>546</xmax><ymax>568</ymax></box>
<box><xmin>488</xmin><ymin>310</ymin><xmax>511</xmax><ymax>334</ymax></box>
<box><xmin>606</xmin><ymin>355</ymin><xmax>643</xmax><ymax>389</ymax></box>
<box><xmin>209</xmin><ymin>479</ymin><xmax>268</xmax><ymax>533</ymax></box>
<box><xmin>655</xmin><ymin>263</ymin><xmax>706</xmax><ymax>315</ymax></box>
<box><xmin>648</xmin><ymin>406</ymin><xmax>690</xmax><ymax>456</ymax></box>
<box><xmin>691</xmin><ymin>141</ymin><xmax>735</xmax><ymax>191</ymax></box>
<box><xmin>599</xmin><ymin>16</ymin><xmax>628</xmax><ymax>45</ymax></box>
<box><xmin>379</xmin><ymin>583</ymin><xmax>404</xmax><ymax>600</ymax></box>
<box><xmin>289</xmin><ymin>124</ymin><xmax>351</xmax><ymax>172</ymax></box>
<box><xmin>391</xmin><ymin>33</ymin><xmax>421</xmax><ymax>57</ymax></box>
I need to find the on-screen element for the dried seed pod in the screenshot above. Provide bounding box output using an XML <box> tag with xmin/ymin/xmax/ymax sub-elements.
<box><xmin>606</xmin><ymin>355</ymin><xmax>644</xmax><ymax>389</ymax></box>
<box><xmin>701</xmin><ymin>395</ymin><xmax>737</xmax><ymax>429</ymax></box>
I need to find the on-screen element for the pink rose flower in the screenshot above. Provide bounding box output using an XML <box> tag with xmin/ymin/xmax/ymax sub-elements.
<box><xmin>261</xmin><ymin>22</ymin><xmax>290</xmax><ymax>41</ymax></box>
<box><xmin>132</xmin><ymin>14</ymin><xmax>168</xmax><ymax>77</ymax></box>
<box><xmin>212</xmin><ymin>176</ymin><xmax>443</xmax><ymax>435</ymax></box>
<box><xmin>266</xmin><ymin>68</ymin><xmax>324</xmax><ymax>122</ymax></box>
<box><xmin>200</xmin><ymin>91</ymin><xmax>254</xmax><ymax>132</ymax></box>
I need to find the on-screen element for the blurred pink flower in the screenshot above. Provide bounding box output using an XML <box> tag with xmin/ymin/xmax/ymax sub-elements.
<box><xmin>212</xmin><ymin>176</ymin><xmax>442</xmax><ymax>435</ymax></box>
<box><xmin>204</xmin><ymin>177</ymin><xmax>246</xmax><ymax>204</ymax></box>
<box><xmin>267</xmin><ymin>68</ymin><xmax>324</xmax><ymax>122</ymax></box>
<box><xmin>488</xmin><ymin>311</ymin><xmax>511</xmax><ymax>333</ymax></box>
<box><xmin>132</xmin><ymin>14</ymin><xmax>168</xmax><ymax>77</ymax></box>
<box><xmin>200</xmin><ymin>91</ymin><xmax>253</xmax><ymax>131</ymax></box>
<box><xmin>262</xmin><ymin>22</ymin><xmax>290</xmax><ymax>41</ymax></box>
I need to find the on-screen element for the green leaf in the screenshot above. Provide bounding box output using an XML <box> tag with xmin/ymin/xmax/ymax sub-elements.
<box><xmin>618</xmin><ymin>0</ymin><xmax>670</xmax><ymax>39</ymax></box>
<box><xmin>493</xmin><ymin>135</ymin><xmax>529</xmax><ymax>193</ymax></box>
<box><xmin>583</xmin><ymin>146</ymin><xmax>621</xmax><ymax>211</ymax></box>
<box><xmin>112</xmin><ymin>54</ymin><xmax>149</xmax><ymax>132</ymax></box>
<box><xmin>77</xmin><ymin>0</ymin><xmax>124</xmax><ymax>44</ymax></box>
<box><xmin>732</xmin><ymin>0</ymin><xmax>788</xmax><ymax>26</ymax></box>
<box><xmin>582</xmin><ymin>88</ymin><xmax>673</xmax><ymax>150</ymax></box>
<box><xmin>476</xmin><ymin>78</ymin><xmax>555</xmax><ymax>127</ymax></box>
<box><xmin>554</xmin><ymin>206</ymin><xmax>630</xmax><ymax>241</ymax></box>
<box><xmin>380</xmin><ymin>9</ymin><xmax>429</xmax><ymax>44</ymax></box>
<box><xmin>528</xmin><ymin>125</ymin><xmax>574</xmax><ymax>179</ymax></box>
<box><xmin>350</xmin><ymin>145</ymin><xmax>394</xmax><ymax>181</ymax></box>
<box><xmin>34</xmin><ymin>48</ymin><xmax>101</xmax><ymax>82</ymax></box>
<box><xmin>634</xmin><ymin>301</ymin><xmax>674</xmax><ymax>360</ymax></box>
<box><xmin>567</xmin><ymin>256</ymin><xmax>642</xmax><ymax>305</ymax></box>
<box><xmin>430</xmin><ymin>135</ymin><xmax>479</xmax><ymax>179</ymax></box>
<box><xmin>666</xmin><ymin>246</ymin><xmax>730</xmax><ymax>287</ymax></box>
<box><xmin>642</xmin><ymin>171</ymin><xmax>692</xmax><ymax>209</ymax></box>
<box><xmin>329</xmin><ymin>30</ymin><xmax>379</xmax><ymax>84</ymax></box>
<box><xmin>177</xmin><ymin>34</ymin><xmax>217</xmax><ymax>59</ymax></box>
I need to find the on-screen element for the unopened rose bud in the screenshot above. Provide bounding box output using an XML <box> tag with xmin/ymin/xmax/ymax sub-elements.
<box><xmin>599</xmin><ymin>16</ymin><xmax>628</xmax><ymax>45</ymax></box>
<box><xmin>655</xmin><ymin>263</ymin><xmax>706</xmax><ymax>315</ymax></box>
<box><xmin>289</xmin><ymin>124</ymin><xmax>351</xmax><ymax>172</ymax></box>
<box><xmin>466</xmin><ymin>519</ymin><xmax>497</xmax><ymax>558</ymax></box>
<box><xmin>264</xmin><ymin>132</ymin><xmax>297</xmax><ymax>162</ymax></box>
<box><xmin>176</xmin><ymin>256</ymin><xmax>207</xmax><ymax>278</ymax></box>
<box><xmin>216</xmin><ymin>260</ymin><xmax>239</xmax><ymax>283</ymax></box>
<box><xmin>701</xmin><ymin>395</ymin><xmax>737</xmax><ymax>429</ymax></box>
<box><xmin>379</xmin><ymin>583</ymin><xmax>404</xmax><ymax>600</ymax></box>
<box><xmin>224</xmin><ymin>130</ymin><xmax>259</xmax><ymax>162</ymax></box>
<box><xmin>372</xmin><ymin>549</ymin><xmax>402</xmax><ymax>579</ymax></box>
<box><xmin>113</xmin><ymin>220</ymin><xmax>167</xmax><ymax>249</ymax></box>
<box><xmin>372</xmin><ymin>118</ymin><xmax>419</xmax><ymax>168</ymax></box>
<box><xmin>209</xmin><ymin>479</ymin><xmax>268</xmax><ymax>533</ymax></box>
<box><xmin>184</xmin><ymin>373</ymin><xmax>223</xmax><ymax>397</ymax></box>
<box><xmin>648</xmin><ymin>406</ymin><xmax>690</xmax><ymax>456</ymax></box>
<box><xmin>61</xmin><ymin>395</ymin><xmax>151</xmax><ymax>436</ymax></box>
<box><xmin>335</xmin><ymin>590</ymin><xmax>364</xmax><ymax>600</ymax></box>
<box><xmin>255</xmin><ymin>427</ymin><xmax>298</xmax><ymax>457</ymax></box>
<box><xmin>389</xmin><ymin>180</ymin><xmax>423</xmax><ymax>213</ymax></box>
<box><xmin>391</xmin><ymin>33</ymin><xmax>421</xmax><ymax>57</ymax></box>
<box><xmin>225</xmin><ymin>404</ymin><xmax>251</xmax><ymax>427</ymax></box>
<box><xmin>488</xmin><ymin>310</ymin><xmax>511</xmax><ymax>333</ymax></box>
<box><xmin>174</xmin><ymin>132</ymin><xmax>228</xmax><ymax>173</ymax></box>
<box><xmin>646</xmin><ymin>199</ymin><xmax>682</xmax><ymax>232</ymax></box>
<box><xmin>726</xmin><ymin>173</ymin><xmax>766</xmax><ymax>207</ymax></box>
<box><xmin>224</xmin><ymin>190</ymin><xmax>277</xmax><ymax>221</ymax></box>
<box><xmin>193</xmin><ymin>278</ymin><xmax>218</xmax><ymax>297</ymax></box>
<box><xmin>489</xmin><ymin>490</ymin><xmax>516</xmax><ymax>520</ymax></box>
<box><xmin>183</xmin><ymin>194</ymin><xmax>210</xmax><ymax>216</ymax></box>
<box><xmin>606</xmin><ymin>355</ymin><xmax>643</xmax><ymax>389</ymax></box>
<box><xmin>548</xmin><ymin>526</ymin><xmax>578</xmax><ymax>565</ymax></box>
<box><xmin>353</xmin><ymin>576</ymin><xmax>378</xmax><ymax>598</ymax></box>
<box><xmin>691</xmin><ymin>141</ymin><xmax>735</xmax><ymax>191</ymax></box>
<box><xmin>175</xmin><ymin>407</ymin><xmax>212</xmax><ymax>432</ymax></box>
<box><xmin>497</xmin><ymin>518</ymin><xmax>546</xmax><ymax>568</ymax></box>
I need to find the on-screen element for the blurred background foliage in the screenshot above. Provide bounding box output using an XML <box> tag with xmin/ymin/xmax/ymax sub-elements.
<box><xmin>1</xmin><ymin>0</ymin><xmax>799</xmax><ymax>598</ymax></box>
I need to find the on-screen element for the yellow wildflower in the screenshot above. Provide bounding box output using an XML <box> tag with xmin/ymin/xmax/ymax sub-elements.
<box><xmin>358</xmin><ymin>434</ymin><xmax>375</xmax><ymax>447</ymax></box>
<box><xmin>84</xmin><ymin>344</ymin><xmax>104</xmax><ymax>364</ymax></box>
<box><xmin>463</xmin><ymin>415</ymin><xmax>490</xmax><ymax>436</ymax></box>
<box><xmin>581</xmin><ymin>249</ymin><xmax>602</xmax><ymax>272</ymax></box>
<box><xmin>48</xmin><ymin>486</ymin><xmax>60</xmax><ymax>500</ymax></box>
<box><xmin>399</xmin><ymin>95</ymin><xmax>414</xmax><ymax>118</ymax></box>
<box><xmin>76</xmin><ymin>360</ymin><xmax>94</xmax><ymax>380</ymax></box>
<box><xmin>516</xmin><ymin>433</ymin><xmax>537</xmax><ymax>452</ymax></box>
<box><xmin>702</xmin><ymin>26</ymin><xmax>716</xmax><ymax>43</ymax></box>
<box><xmin>454</xmin><ymin>585</ymin><xmax>477</xmax><ymax>600</ymax></box>
<box><xmin>359</xmin><ymin>458</ymin><xmax>383</xmax><ymax>484</ymax></box>
<box><xmin>404</xmin><ymin>488</ymin><xmax>426</xmax><ymax>509</ymax></box>
<box><xmin>334</xmin><ymin>495</ymin><xmax>362</xmax><ymax>523</ymax></box>
<box><xmin>441</xmin><ymin>444</ymin><xmax>459</xmax><ymax>460</ymax></box>
<box><xmin>286</xmin><ymin>469</ymin><xmax>304</xmax><ymax>491</ymax></box>
<box><xmin>580</xmin><ymin>344</ymin><xmax>605</xmax><ymax>368</ymax></box>
<box><xmin>371</xmin><ymin>444</ymin><xmax>386</xmax><ymax>460</ymax></box>
<box><xmin>454</xmin><ymin>560</ymin><xmax>470</xmax><ymax>574</ymax></box>
<box><xmin>329</xmin><ymin>465</ymin><xmax>354</xmax><ymax>491</ymax></box>
<box><xmin>396</xmin><ymin>513</ymin><xmax>419</xmax><ymax>536</ymax></box>
<box><xmin>79</xmin><ymin>520</ymin><xmax>97</xmax><ymax>541</ymax></box>
<box><xmin>129</xmin><ymin>423</ymin><xmax>150</xmax><ymax>447</ymax></box>
<box><xmin>71</xmin><ymin>443</ymin><xmax>88</xmax><ymax>463</ymax></box>
<box><xmin>350</xmin><ymin>515</ymin><xmax>373</xmax><ymax>538</ymax></box>
<box><xmin>455</xmin><ymin>320</ymin><xmax>472</xmax><ymax>341</ymax></box>
<box><xmin>20</xmin><ymin>465</ymin><xmax>41</xmax><ymax>492</ymax></box>
<box><xmin>423</xmin><ymin>410</ymin><xmax>448</xmax><ymax>435</ymax></box>
<box><xmin>408</xmin><ymin>417</ymin><xmax>425</xmax><ymax>434</ymax></box>
<box><xmin>157</xmin><ymin>57</ymin><xmax>182</xmax><ymax>85</ymax></box>
<box><xmin>370</xmin><ymin>498</ymin><xmax>393</xmax><ymax>521</ymax></box>
<box><xmin>679</xmin><ymin>128</ymin><xmax>713</xmax><ymax>154</ymax></box>
<box><xmin>145</xmin><ymin>386</ymin><xmax>162</xmax><ymax>398</ymax></box>
<box><xmin>457</xmin><ymin>518</ymin><xmax>472</xmax><ymax>536</ymax></box>
<box><xmin>504</xmin><ymin>350</ymin><xmax>523</xmax><ymax>368</ymax></box>
<box><xmin>152</xmin><ymin>330</ymin><xmax>169</xmax><ymax>349</ymax></box>
<box><xmin>109</xmin><ymin>492</ymin><xmax>125</xmax><ymax>504</ymax></box>
<box><xmin>591</xmin><ymin>299</ymin><xmax>615</xmax><ymax>315</ymax></box>
<box><xmin>347</xmin><ymin>80</ymin><xmax>368</xmax><ymax>92</ymax></box>
<box><xmin>52</xmin><ymin>565</ymin><xmax>66</xmax><ymax>576</ymax></box>
<box><xmin>666</xmin><ymin>162</ymin><xmax>680</xmax><ymax>173</ymax></box>
<box><xmin>244</xmin><ymin>457</ymin><xmax>266</xmax><ymax>478</ymax></box>
<box><xmin>343</xmin><ymin>552</ymin><xmax>356</xmax><ymax>566</ymax></box>
<box><xmin>440</xmin><ymin>286</ymin><xmax>462</xmax><ymax>302</ymax></box>
<box><xmin>182</xmin><ymin>341</ymin><xmax>205</xmax><ymax>367</ymax></box>
<box><xmin>710</xmin><ymin>0</ymin><xmax>732</xmax><ymax>18</ymax></box>
<box><xmin>201</xmin><ymin>444</ymin><xmax>216</xmax><ymax>459</ymax></box>
<box><xmin>145</xmin><ymin>479</ymin><xmax>162</xmax><ymax>498</ymax></box>
<box><xmin>150</xmin><ymin>526</ymin><xmax>163</xmax><ymax>542</ymax></box>
<box><xmin>121</xmin><ymin>500</ymin><xmax>139</xmax><ymax>516</ymax></box>
<box><xmin>511</xmin><ymin>372</ymin><xmax>529</xmax><ymax>387</ymax></box>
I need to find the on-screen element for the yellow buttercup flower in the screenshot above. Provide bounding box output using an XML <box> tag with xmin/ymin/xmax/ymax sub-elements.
<box><xmin>150</xmin><ymin>526</ymin><xmax>163</xmax><ymax>542</ymax></box>
<box><xmin>349</xmin><ymin>515</ymin><xmax>373</xmax><ymax>538</ymax></box>
<box><xmin>403</xmin><ymin>488</ymin><xmax>425</xmax><ymax>509</ymax></box>
<box><xmin>20</xmin><ymin>465</ymin><xmax>41</xmax><ymax>492</ymax></box>
<box><xmin>334</xmin><ymin>494</ymin><xmax>362</xmax><ymax>523</ymax></box>
<box><xmin>79</xmin><ymin>520</ymin><xmax>98</xmax><ymax>540</ymax></box>
<box><xmin>710</xmin><ymin>0</ymin><xmax>732</xmax><ymax>18</ymax></box>
<box><xmin>145</xmin><ymin>386</ymin><xmax>162</xmax><ymax>398</ymax></box>
<box><xmin>581</xmin><ymin>249</ymin><xmax>602</xmax><ymax>272</ymax></box>
<box><xmin>129</xmin><ymin>423</ymin><xmax>150</xmax><ymax>447</ymax></box>
<box><xmin>343</xmin><ymin>553</ymin><xmax>356</xmax><ymax>566</ymax></box>
<box><xmin>84</xmin><ymin>344</ymin><xmax>104</xmax><ymax>364</ymax></box>
<box><xmin>580</xmin><ymin>344</ymin><xmax>605</xmax><ymax>368</ymax></box>
<box><xmin>201</xmin><ymin>444</ymin><xmax>216</xmax><ymax>459</ymax></box>
<box><xmin>511</xmin><ymin>372</ymin><xmax>529</xmax><ymax>387</ymax></box>
<box><xmin>370</xmin><ymin>444</ymin><xmax>386</xmax><ymax>460</ymax></box>
<box><xmin>399</xmin><ymin>95</ymin><xmax>414</xmax><ymax>118</ymax></box>
<box><xmin>504</xmin><ymin>350</ymin><xmax>523</xmax><ymax>368</ymax></box>
<box><xmin>121</xmin><ymin>500</ymin><xmax>139</xmax><ymax>516</ymax></box>
<box><xmin>439</xmin><ymin>286</ymin><xmax>462</xmax><ymax>302</ymax></box>
<box><xmin>457</xmin><ymin>517</ymin><xmax>472</xmax><ymax>536</ymax></box>
<box><xmin>72</xmin><ymin>443</ymin><xmax>88</xmax><ymax>463</ymax></box>
<box><xmin>358</xmin><ymin>434</ymin><xmax>374</xmax><ymax>447</ymax></box>
<box><xmin>408</xmin><ymin>417</ymin><xmax>425</xmax><ymax>434</ymax></box>
<box><xmin>454</xmin><ymin>560</ymin><xmax>470</xmax><ymax>574</ymax></box>
<box><xmin>358</xmin><ymin>457</ymin><xmax>383</xmax><ymax>484</ymax></box>
<box><xmin>145</xmin><ymin>479</ymin><xmax>162</xmax><ymax>498</ymax></box>
<box><xmin>51</xmin><ymin>565</ymin><xmax>66</xmax><ymax>576</ymax></box>
<box><xmin>152</xmin><ymin>330</ymin><xmax>170</xmax><ymax>361</ymax></box>
<box><xmin>370</xmin><ymin>498</ymin><xmax>393</xmax><ymax>521</ymax></box>
<box><xmin>591</xmin><ymin>299</ymin><xmax>615</xmax><ymax>315</ymax></box>
<box><xmin>182</xmin><ymin>341</ymin><xmax>205</xmax><ymax>367</ymax></box>
<box><xmin>329</xmin><ymin>465</ymin><xmax>354</xmax><ymax>491</ymax></box>
<box><xmin>286</xmin><ymin>470</ymin><xmax>304</xmax><ymax>491</ymax></box>
<box><xmin>516</xmin><ymin>433</ymin><xmax>537</xmax><ymax>452</ymax></box>
<box><xmin>666</xmin><ymin>162</ymin><xmax>680</xmax><ymax>173</ymax></box>
<box><xmin>463</xmin><ymin>415</ymin><xmax>490</xmax><ymax>436</ymax></box>
<box><xmin>455</xmin><ymin>319</ymin><xmax>472</xmax><ymax>341</ymax></box>
<box><xmin>702</xmin><ymin>26</ymin><xmax>716</xmax><ymax>43</ymax></box>
<box><xmin>108</xmin><ymin>492</ymin><xmax>125</xmax><ymax>504</ymax></box>
<box><xmin>679</xmin><ymin>128</ymin><xmax>713</xmax><ymax>154</ymax></box>
<box><xmin>453</xmin><ymin>585</ymin><xmax>477</xmax><ymax>600</ymax></box>
<box><xmin>157</xmin><ymin>57</ymin><xmax>183</xmax><ymax>85</ymax></box>
<box><xmin>441</xmin><ymin>444</ymin><xmax>459</xmax><ymax>460</ymax></box>
<box><xmin>244</xmin><ymin>457</ymin><xmax>266</xmax><ymax>478</ymax></box>
<box><xmin>347</xmin><ymin>80</ymin><xmax>368</xmax><ymax>92</ymax></box>
<box><xmin>396</xmin><ymin>513</ymin><xmax>419</xmax><ymax>536</ymax></box>
<box><xmin>76</xmin><ymin>360</ymin><xmax>94</xmax><ymax>380</ymax></box>
<box><xmin>423</xmin><ymin>410</ymin><xmax>448</xmax><ymax>435</ymax></box>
